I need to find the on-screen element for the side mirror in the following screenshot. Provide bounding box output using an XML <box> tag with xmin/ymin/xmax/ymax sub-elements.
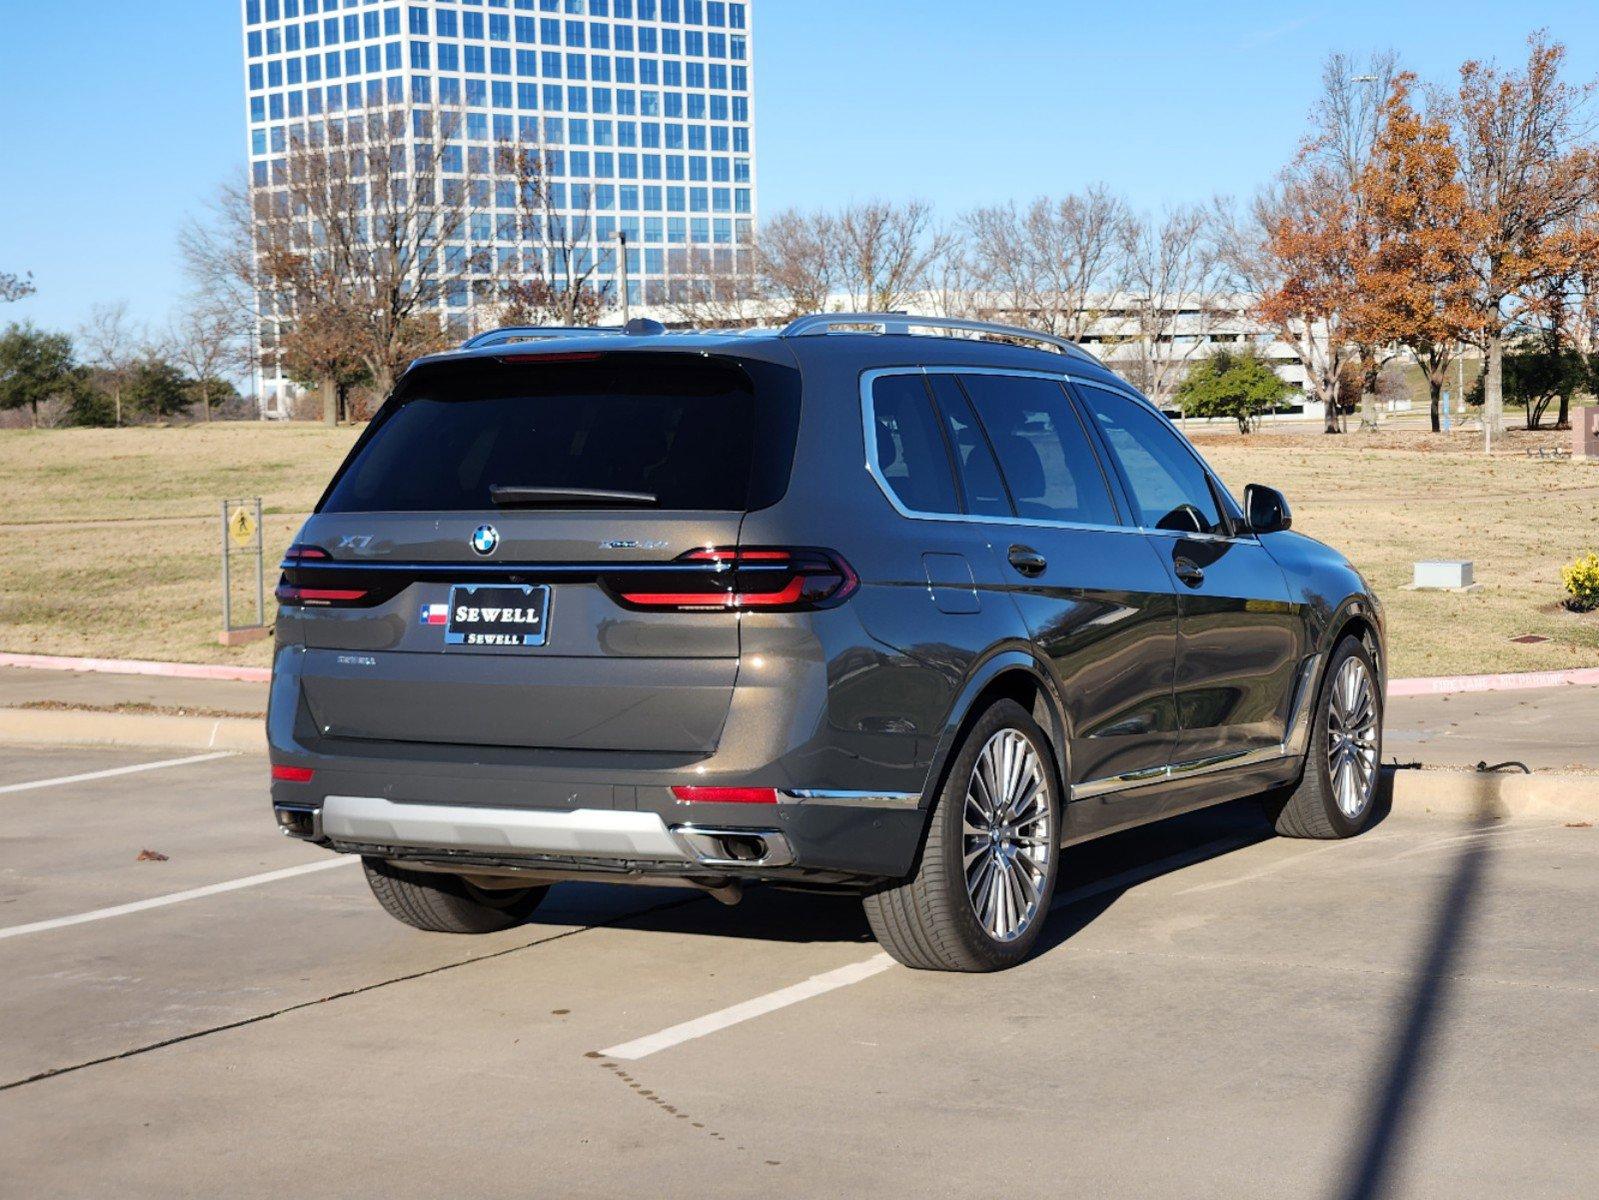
<box><xmin>1244</xmin><ymin>484</ymin><xmax>1292</xmax><ymax>535</ymax></box>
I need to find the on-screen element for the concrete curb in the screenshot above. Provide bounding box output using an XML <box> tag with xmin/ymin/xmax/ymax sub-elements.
<box><xmin>1384</xmin><ymin>767</ymin><xmax>1599</xmax><ymax>822</ymax></box>
<box><xmin>0</xmin><ymin>708</ymin><xmax>265</xmax><ymax>754</ymax></box>
<box><xmin>1</xmin><ymin>706</ymin><xmax>1595</xmax><ymax>823</ymax></box>
<box><xmin>0</xmin><ymin>652</ymin><xmax>271</xmax><ymax>684</ymax></box>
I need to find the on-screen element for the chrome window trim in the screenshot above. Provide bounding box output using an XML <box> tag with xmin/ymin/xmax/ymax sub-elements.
<box><xmin>859</xmin><ymin>366</ymin><xmax>1232</xmax><ymax>540</ymax></box>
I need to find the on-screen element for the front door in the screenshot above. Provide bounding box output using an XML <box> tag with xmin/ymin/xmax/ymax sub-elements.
<box><xmin>930</xmin><ymin>372</ymin><xmax>1181</xmax><ymax>825</ymax></box>
<box><xmin>1071</xmin><ymin>381</ymin><xmax>1304</xmax><ymax>771</ymax></box>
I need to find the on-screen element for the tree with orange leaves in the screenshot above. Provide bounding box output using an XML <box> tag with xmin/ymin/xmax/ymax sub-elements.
<box><xmin>1228</xmin><ymin>164</ymin><xmax>1361</xmax><ymax>434</ymax></box>
<box><xmin>1355</xmin><ymin>74</ymin><xmax>1481</xmax><ymax>432</ymax></box>
<box><xmin>1447</xmin><ymin>33</ymin><xmax>1599</xmax><ymax>442</ymax></box>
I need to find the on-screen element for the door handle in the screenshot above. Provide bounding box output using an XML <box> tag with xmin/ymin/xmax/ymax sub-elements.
<box><xmin>1008</xmin><ymin>545</ymin><xmax>1048</xmax><ymax>577</ymax></box>
<box><xmin>1173</xmin><ymin>557</ymin><xmax>1205</xmax><ymax>587</ymax></box>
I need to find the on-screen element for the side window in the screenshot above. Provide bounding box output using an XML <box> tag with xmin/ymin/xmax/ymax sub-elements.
<box><xmin>958</xmin><ymin>374</ymin><xmax>1119</xmax><ymax>527</ymax></box>
<box><xmin>926</xmin><ymin>375</ymin><xmax>1012</xmax><ymax>518</ymax></box>
<box><xmin>1077</xmin><ymin>384</ymin><xmax>1224</xmax><ymax>535</ymax></box>
<box><xmin>869</xmin><ymin>374</ymin><xmax>960</xmax><ymax>515</ymax></box>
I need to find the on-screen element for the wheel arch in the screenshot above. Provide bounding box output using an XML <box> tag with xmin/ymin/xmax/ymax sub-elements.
<box><xmin>917</xmin><ymin>649</ymin><xmax>1070</xmax><ymax>816</ymax></box>
<box><xmin>1324</xmin><ymin>596</ymin><xmax>1385</xmax><ymax>689</ymax></box>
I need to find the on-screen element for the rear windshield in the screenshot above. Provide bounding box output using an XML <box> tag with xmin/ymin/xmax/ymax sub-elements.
<box><xmin>320</xmin><ymin>355</ymin><xmax>798</xmax><ymax>514</ymax></box>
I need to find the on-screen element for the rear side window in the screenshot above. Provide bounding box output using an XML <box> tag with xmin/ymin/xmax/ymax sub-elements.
<box><xmin>321</xmin><ymin>356</ymin><xmax>798</xmax><ymax>513</ymax></box>
<box><xmin>870</xmin><ymin>375</ymin><xmax>959</xmax><ymax>515</ymax></box>
<box><xmin>926</xmin><ymin>375</ymin><xmax>1012</xmax><ymax>519</ymax></box>
<box><xmin>959</xmin><ymin>374</ymin><xmax>1119</xmax><ymax>527</ymax></box>
<box><xmin>1077</xmin><ymin>383</ymin><xmax>1224</xmax><ymax>534</ymax></box>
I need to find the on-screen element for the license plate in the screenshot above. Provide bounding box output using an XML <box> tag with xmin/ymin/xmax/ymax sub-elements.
<box><xmin>440</xmin><ymin>584</ymin><xmax>550</xmax><ymax>648</ymax></box>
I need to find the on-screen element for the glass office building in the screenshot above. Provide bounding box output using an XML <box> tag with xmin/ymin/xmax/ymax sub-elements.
<box><xmin>240</xmin><ymin>0</ymin><xmax>756</xmax><ymax>414</ymax></box>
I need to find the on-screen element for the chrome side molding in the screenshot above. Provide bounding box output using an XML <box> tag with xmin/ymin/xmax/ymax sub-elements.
<box><xmin>1070</xmin><ymin>653</ymin><xmax>1324</xmax><ymax>803</ymax></box>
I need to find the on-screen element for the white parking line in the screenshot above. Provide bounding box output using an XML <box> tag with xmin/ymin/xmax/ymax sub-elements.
<box><xmin>599</xmin><ymin>833</ymin><xmax>1260</xmax><ymax>1061</ymax></box>
<box><xmin>0</xmin><ymin>858</ymin><xmax>359</xmax><ymax>942</ymax></box>
<box><xmin>600</xmin><ymin>954</ymin><xmax>897</xmax><ymax>1060</ymax></box>
<box><xmin>0</xmin><ymin>752</ymin><xmax>235</xmax><ymax>796</ymax></box>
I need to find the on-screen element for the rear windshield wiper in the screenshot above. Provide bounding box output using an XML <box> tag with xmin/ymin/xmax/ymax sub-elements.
<box><xmin>489</xmin><ymin>485</ymin><xmax>659</xmax><ymax>508</ymax></box>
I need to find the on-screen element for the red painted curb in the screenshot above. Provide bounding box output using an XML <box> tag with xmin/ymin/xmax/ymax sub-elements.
<box><xmin>0</xmin><ymin>652</ymin><xmax>271</xmax><ymax>684</ymax></box>
<box><xmin>1386</xmin><ymin>666</ymin><xmax>1599</xmax><ymax>697</ymax></box>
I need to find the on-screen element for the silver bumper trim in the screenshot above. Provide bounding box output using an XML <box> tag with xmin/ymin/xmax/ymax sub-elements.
<box><xmin>320</xmin><ymin>795</ymin><xmax>794</xmax><ymax>869</ymax></box>
<box><xmin>780</xmin><ymin>789</ymin><xmax>922</xmax><ymax>808</ymax></box>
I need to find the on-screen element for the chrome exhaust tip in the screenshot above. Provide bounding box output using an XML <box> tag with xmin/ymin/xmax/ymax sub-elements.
<box><xmin>670</xmin><ymin>826</ymin><xmax>795</xmax><ymax>868</ymax></box>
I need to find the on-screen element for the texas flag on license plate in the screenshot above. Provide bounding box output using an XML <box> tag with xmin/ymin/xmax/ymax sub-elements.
<box><xmin>419</xmin><ymin>603</ymin><xmax>450</xmax><ymax>626</ymax></box>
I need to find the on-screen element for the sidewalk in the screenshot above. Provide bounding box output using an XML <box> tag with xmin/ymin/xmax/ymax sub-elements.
<box><xmin>0</xmin><ymin>665</ymin><xmax>266</xmax><ymax>720</ymax></box>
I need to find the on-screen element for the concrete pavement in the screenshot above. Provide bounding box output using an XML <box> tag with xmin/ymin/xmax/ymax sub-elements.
<box><xmin>1</xmin><ymin>745</ymin><xmax>1595</xmax><ymax>1198</ymax></box>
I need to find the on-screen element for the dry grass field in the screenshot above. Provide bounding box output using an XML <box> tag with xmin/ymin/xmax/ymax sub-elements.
<box><xmin>1</xmin><ymin>423</ymin><xmax>1596</xmax><ymax>676</ymax></box>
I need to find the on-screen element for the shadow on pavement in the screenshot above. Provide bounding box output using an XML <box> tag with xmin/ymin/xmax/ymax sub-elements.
<box><xmin>539</xmin><ymin>792</ymin><xmax>1383</xmax><ymax>953</ymax></box>
<box><xmin>1331</xmin><ymin>779</ymin><xmax>1497</xmax><ymax>1200</ymax></box>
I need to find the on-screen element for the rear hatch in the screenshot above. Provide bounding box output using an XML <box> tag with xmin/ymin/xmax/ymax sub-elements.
<box><xmin>279</xmin><ymin>350</ymin><xmax>802</xmax><ymax>754</ymax></box>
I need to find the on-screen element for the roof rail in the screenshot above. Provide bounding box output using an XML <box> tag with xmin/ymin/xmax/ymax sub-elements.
<box><xmin>779</xmin><ymin>313</ymin><xmax>1100</xmax><ymax>364</ymax></box>
<box><xmin>460</xmin><ymin>325</ymin><xmax>631</xmax><ymax>349</ymax></box>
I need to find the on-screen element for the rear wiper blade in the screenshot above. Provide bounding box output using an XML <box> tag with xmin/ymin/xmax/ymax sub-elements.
<box><xmin>489</xmin><ymin>485</ymin><xmax>659</xmax><ymax>508</ymax></box>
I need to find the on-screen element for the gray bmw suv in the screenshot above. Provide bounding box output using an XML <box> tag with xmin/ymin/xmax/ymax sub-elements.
<box><xmin>269</xmin><ymin>314</ymin><xmax>1385</xmax><ymax>972</ymax></box>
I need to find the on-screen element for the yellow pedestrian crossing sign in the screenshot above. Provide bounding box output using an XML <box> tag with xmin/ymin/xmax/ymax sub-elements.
<box><xmin>228</xmin><ymin>505</ymin><xmax>258</xmax><ymax>546</ymax></box>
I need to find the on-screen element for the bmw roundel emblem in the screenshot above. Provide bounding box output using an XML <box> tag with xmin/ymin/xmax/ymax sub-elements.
<box><xmin>470</xmin><ymin>525</ymin><xmax>500</xmax><ymax>557</ymax></box>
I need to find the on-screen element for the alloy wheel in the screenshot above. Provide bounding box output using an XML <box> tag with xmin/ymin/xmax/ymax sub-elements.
<box><xmin>1327</xmin><ymin>656</ymin><xmax>1379</xmax><ymax>819</ymax></box>
<box><xmin>962</xmin><ymin>729</ymin><xmax>1052</xmax><ymax>942</ymax></box>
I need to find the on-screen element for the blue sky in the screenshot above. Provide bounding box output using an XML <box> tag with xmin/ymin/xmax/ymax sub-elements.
<box><xmin>2</xmin><ymin>1</ymin><xmax>1597</xmax><ymax>336</ymax></box>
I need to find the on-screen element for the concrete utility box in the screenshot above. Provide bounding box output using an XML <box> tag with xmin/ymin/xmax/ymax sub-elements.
<box><xmin>1575</xmin><ymin>407</ymin><xmax>1599</xmax><ymax>459</ymax></box>
<box><xmin>1413</xmin><ymin>561</ymin><xmax>1475</xmax><ymax>591</ymax></box>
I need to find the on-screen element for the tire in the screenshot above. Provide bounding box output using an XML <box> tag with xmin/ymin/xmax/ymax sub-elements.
<box><xmin>863</xmin><ymin>699</ymin><xmax>1062</xmax><ymax>972</ymax></box>
<box><xmin>362</xmin><ymin>857</ymin><xmax>550</xmax><ymax>934</ymax></box>
<box><xmin>1270</xmin><ymin>635</ymin><xmax>1383</xmax><ymax>839</ymax></box>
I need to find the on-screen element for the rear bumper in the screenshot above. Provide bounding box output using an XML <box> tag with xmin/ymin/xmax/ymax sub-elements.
<box><xmin>272</xmin><ymin>780</ymin><xmax>928</xmax><ymax>882</ymax></box>
<box><xmin>311</xmin><ymin>794</ymin><xmax>797</xmax><ymax>869</ymax></box>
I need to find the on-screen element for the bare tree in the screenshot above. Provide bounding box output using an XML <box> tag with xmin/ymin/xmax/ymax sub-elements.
<box><xmin>1110</xmin><ymin>205</ymin><xmax>1221</xmax><ymax>413</ymax></box>
<box><xmin>80</xmin><ymin>301</ymin><xmax>140</xmax><ymax>427</ymax></box>
<box><xmin>0</xmin><ymin>271</ymin><xmax>35</xmax><ymax>304</ymax></box>
<box><xmin>1305</xmin><ymin>51</ymin><xmax>1403</xmax><ymax>430</ymax></box>
<box><xmin>756</xmin><ymin>208</ymin><xmax>834</xmax><ymax>320</ymax></box>
<box><xmin>186</xmin><ymin>105</ymin><xmax>481</xmax><ymax>414</ymax></box>
<box><xmin>664</xmin><ymin>245</ymin><xmax>768</xmax><ymax>328</ymax></box>
<box><xmin>965</xmin><ymin>187</ymin><xmax>1130</xmax><ymax>338</ymax></box>
<box><xmin>166</xmin><ymin>294</ymin><xmax>249</xmax><ymax>422</ymax></box>
<box><xmin>828</xmin><ymin>199</ymin><xmax>952</xmax><ymax>313</ymax></box>
<box><xmin>490</xmin><ymin>144</ymin><xmax>614</xmax><ymax>328</ymax></box>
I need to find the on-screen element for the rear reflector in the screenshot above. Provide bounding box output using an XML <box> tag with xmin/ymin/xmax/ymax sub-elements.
<box><xmin>272</xmin><ymin>765</ymin><xmax>316</xmax><ymax>783</ymax></box>
<box><xmin>275</xmin><ymin>584</ymin><xmax>368</xmax><ymax>607</ymax></box>
<box><xmin>613</xmin><ymin>547</ymin><xmax>858</xmax><ymax>613</ymax></box>
<box><xmin>671</xmin><ymin>785</ymin><xmax>778</xmax><ymax>805</ymax></box>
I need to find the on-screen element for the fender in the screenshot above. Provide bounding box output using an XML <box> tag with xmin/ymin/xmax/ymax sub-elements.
<box><xmin>915</xmin><ymin>644</ymin><xmax>1070</xmax><ymax>810</ymax></box>
<box><xmin>1320</xmin><ymin>593</ymin><xmax>1387</xmax><ymax>686</ymax></box>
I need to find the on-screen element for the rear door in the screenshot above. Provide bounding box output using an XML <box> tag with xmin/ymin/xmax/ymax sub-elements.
<box><xmin>936</xmin><ymin>371</ymin><xmax>1181</xmax><ymax>822</ymax></box>
<box><xmin>278</xmin><ymin>351</ymin><xmax>800</xmax><ymax>755</ymax></box>
<box><xmin>1070</xmin><ymin>380</ymin><xmax>1303</xmax><ymax>771</ymax></box>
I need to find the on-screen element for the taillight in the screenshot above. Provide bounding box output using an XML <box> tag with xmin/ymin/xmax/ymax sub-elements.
<box><xmin>671</xmin><ymin>785</ymin><xmax>778</xmax><ymax>804</ymax></box>
<box><xmin>271</xmin><ymin>765</ymin><xmax>316</xmax><ymax>783</ymax></box>
<box><xmin>274</xmin><ymin>584</ymin><xmax>369</xmax><ymax>607</ymax></box>
<box><xmin>283</xmin><ymin>544</ymin><xmax>329</xmax><ymax>561</ymax></box>
<box><xmin>610</xmin><ymin>547</ymin><xmax>858</xmax><ymax>613</ymax></box>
